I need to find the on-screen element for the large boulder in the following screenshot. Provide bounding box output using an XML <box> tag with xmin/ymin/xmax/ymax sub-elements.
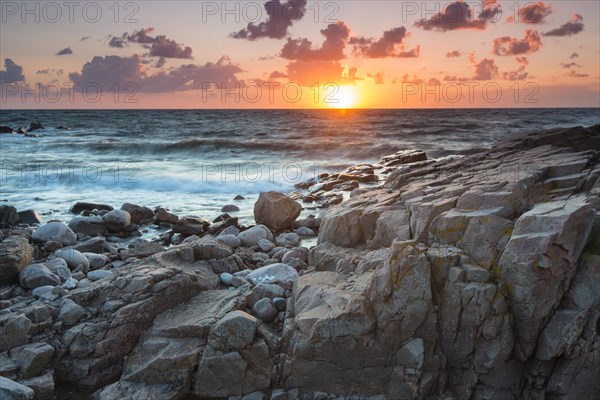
<box><xmin>253</xmin><ymin>192</ymin><xmax>302</xmax><ymax>230</ymax></box>
<box><xmin>102</xmin><ymin>210</ymin><xmax>131</xmax><ymax>232</ymax></box>
<box><xmin>121</xmin><ymin>203</ymin><xmax>154</xmax><ymax>224</ymax></box>
<box><xmin>16</xmin><ymin>210</ymin><xmax>43</xmax><ymax>226</ymax></box>
<box><xmin>0</xmin><ymin>206</ymin><xmax>19</xmax><ymax>228</ymax></box>
<box><xmin>18</xmin><ymin>264</ymin><xmax>60</xmax><ymax>289</ymax></box>
<box><xmin>31</xmin><ymin>222</ymin><xmax>77</xmax><ymax>245</ymax></box>
<box><xmin>497</xmin><ymin>197</ymin><xmax>596</xmax><ymax>360</ymax></box>
<box><xmin>0</xmin><ymin>236</ymin><xmax>33</xmax><ymax>284</ymax></box>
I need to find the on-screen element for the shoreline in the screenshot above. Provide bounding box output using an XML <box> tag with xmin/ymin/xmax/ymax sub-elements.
<box><xmin>0</xmin><ymin>124</ymin><xmax>599</xmax><ymax>399</ymax></box>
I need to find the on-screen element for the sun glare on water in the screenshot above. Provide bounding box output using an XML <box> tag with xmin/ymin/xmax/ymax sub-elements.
<box><xmin>329</xmin><ymin>85</ymin><xmax>358</xmax><ymax>109</ymax></box>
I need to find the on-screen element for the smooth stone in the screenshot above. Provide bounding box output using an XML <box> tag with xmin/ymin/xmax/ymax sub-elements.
<box><xmin>87</xmin><ymin>270</ymin><xmax>114</xmax><ymax>282</ymax></box>
<box><xmin>61</xmin><ymin>278</ymin><xmax>78</xmax><ymax>290</ymax></box>
<box><xmin>102</xmin><ymin>209</ymin><xmax>131</xmax><ymax>232</ymax></box>
<box><xmin>245</xmin><ymin>263</ymin><xmax>299</xmax><ymax>290</ymax></box>
<box><xmin>68</xmin><ymin>216</ymin><xmax>107</xmax><ymax>236</ymax></box>
<box><xmin>221</xmin><ymin>204</ymin><xmax>240</xmax><ymax>213</ymax></box>
<box><xmin>216</xmin><ymin>234</ymin><xmax>241</xmax><ymax>249</ymax></box>
<box><xmin>77</xmin><ymin>278</ymin><xmax>92</xmax><ymax>288</ymax></box>
<box><xmin>31</xmin><ymin>286</ymin><xmax>54</xmax><ymax>298</ymax></box>
<box><xmin>83</xmin><ymin>253</ymin><xmax>109</xmax><ymax>270</ymax></box>
<box><xmin>273</xmin><ymin>297</ymin><xmax>287</xmax><ymax>311</ymax></box>
<box><xmin>45</xmin><ymin>258</ymin><xmax>71</xmax><ymax>282</ymax></box>
<box><xmin>257</xmin><ymin>239</ymin><xmax>275</xmax><ymax>252</ymax></box>
<box><xmin>252</xmin><ymin>298</ymin><xmax>278</xmax><ymax>323</ymax></box>
<box><xmin>220</xmin><ymin>272</ymin><xmax>234</xmax><ymax>286</ymax></box>
<box><xmin>31</xmin><ymin>222</ymin><xmax>77</xmax><ymax>245</ymax></box>
<box><xmin>238</xmin><ymin>225</ymin><xmax>273</xmax><ymax>247</ymax></box>
<box><xmin>218</xmin><ymin>226</ymin><xmax>240</xmax><ymax>237</ymax></box>
<box><xmin>121</xmin><ymin>203</ymin><xmax>154</xmax><ymax>224</ymax></box>
<box><xmin>70</xmin><ymin>202</ymin><xmax>113</xmax><ymax>214</ymax></box>
<box><xmin>295</xmin><ymin>226</ymin><xmax>316</xmax><ymax>237</ymax></box>
<box><xmin>54</xmin><ymin>249</ymin><xmax>90</xmax><ymax>271</ymax></box>
<box><xmin>18</xmin><ymin>264</ymin><xmax>60</xmax><ymax>289</ymax></box>
<box><xmin>275</xmin><ymin>233</ymin><xmax>301</xmax><ymax>247</ymax></box>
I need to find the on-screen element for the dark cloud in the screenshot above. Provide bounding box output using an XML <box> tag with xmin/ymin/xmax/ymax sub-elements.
<box><xmin>367</xmin><ymin>72</ymin><xmax>384</xmax><ymax>84</ymax></box>
<box><xmin>565</xmin><ymin>70</ymin><xmax>589</xmax><ymax>78</ymax></box>
<box><xmin>560</xmin><ymin>62</ymin><xmax>580</xmax><ymax>69</ymax></box>
<box><xmin>543</xmin><ymin>14</ymin><xmax>584</xmax><ymax>37</ymax></box>
<box><xmin>502</xmin><ymin>57</ymin><xmax>529</xmax><ymax>80</ymax></box>
<box><xmin>493</xmin><ymin>30</ymin><xmax>542</xmax><ymax>56</ymax></box>
<box><xmin>80</xmin><ymin>36</ymin><xmax>91</xmax><ymax>41</ymax></box>
<box><xmin>108</xmin><ymin>27</ymin><xmax>193</xmax><ymax>59</ymax></box>
<box><xmin>508</xmin><ymin>2</ymin><xmax>552</xmax><ymax>24</ymax></box>
<box><xmin>280</xmin><ymin>21</ymin><xmax>350</xmax><ymax>61</ymax></box>
<box><xmin>36</xmin><ymin>68</ymin><xmax>64</xmax><ymax>75</ymax></box>
<box><xmin>109</xmin><ymin>36</ymin><xmax>126</xmax><ymax>48</ymax></box>
<box><xmin>570</xmin><ymin>52</ymin><xmax>579</xmax><ymax>59</ymax></box>
<box><xmin>446</xmin><ymin>50</ymin><xmax>462</xmax><ymax>58</ymax></box>
<box><xmin>231</xmin><ymin>0</ymin><xmax>308</xmax><ymax>40</ymax></box>
<box><xmin>269</xmin><ymin>71</ymin><xmax>288</xmax><ymax>79</ymax></box>
<box><xmin>0</xmin><ymin>58</ymin><xmax>25</xmax><ymax>83</ymax></box>
<box><xmin>69</xmin><ymin>55</ymin><xmax>242</xmax><ymax>92</ymax></box>
<box><xmin>349</xmin><ymin>27</ymin><xmax>420</xmax><ymax>58</ymax></box>
<box><xmin>472</xmin><ymin>58</ymin><xmax>498</xmax><ymax>80</ymax></box>
<box><xmin>127</xmin><ymin>28</ymin><xmax>193</xmax><ymax>59</ymax></box>
<box><xmin>56</xmin><ymin>47</ymin><xmax>73</xmax><ymax>56</ymax></box>
<box><xmin>415</xmin><ymin>1</ymin><xmax>490</xmax><ymax>31</ymax></box>
<box><xmin>154</xmin><ymin>57</ymin><xmax>167</xmax><ymax>69</ymax></box>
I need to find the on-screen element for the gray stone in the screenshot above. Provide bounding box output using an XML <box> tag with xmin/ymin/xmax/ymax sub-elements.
<box><xmin>31</xmin><ymin>286</ymin><xmax>54</xmax><ymax>298</ymax></box>
<box><xmin>68</xmin><ymin>216</ymin><xmax>107</xmax><ymax>236</ymax></box>
<box><xmin>18</xmin><ymin>264</ymin><xmax>60</xmax><ymax>289</ymax></box>
<box><xmin>220</xmin><ymin>272</ymin><xmax>234</xmax><ymax>286</ymax></box>
<box><xmin>221</xmin><ymin>204</ymin><xmax>240</xmax><ymax>212</ymax></box>
<box><xmin>0</xmin><ymin>376</ymin><xmax>34</xmax><ymax>400</ymax></box>
<box><xmin>275</xmin><ymin>232</ymin><xmax>301</xmax><ymax>247</ymax></box>
<box><xmin>257</xmin><ymin>239</ymin><xmax>275</xmax><ymax>252</ymax></box>
<box><xmin>11</xmin><ymin>342</ymin><xmax>54</xmax><ymax>379</ymax></box>
<box><xmin>239</xmin><ymin>225</ymin><xmax>273</xmax><ymax>247</ymax></box>
<box><xmin>121</xmin><ymin>203</ymin><xmax>153</xmax><ymax>224</ymax></box>
<box><xmin>210</xmin><ymin>310</ymin><xmax>258</xmax><ymax>350</ymax></box>
<box><xmin>254</xmin><ymin>192</ymin><xmax>302</xmax><ymax>230</ymax></box>
<box><xmin>295</xmin><ymin>226</ymin><xmax>316</xmax><ymax>237</ymax></box>
<box><xmin>59</xmin><ymin>299</ymin><xmax>85</xmax><ymax>326</ymax></box>
<box><xmin>54</xmin><ymin>249</ymin><xmax>89</xmax><ymax>271</ymax></box>
<box><xmin>217</xmin><ymin>234</ymin><xmax>241</xmax><ymax>249</ymax></box>
<box><xmin>0</xmin><ymin>236</ymin><xmax>33</xmax><ymax>284</ymax></box>
<box><xmin>252</xmin><ymin>298</ymin><xmax>278</xmax><ymax>323</ymax></box>
<box><xmin>87</xmin><ymin>270</ymin><xmax>114</xmax><ymax>282</ymax></box>
<box><xmin>245</xmin><ymin>263</ymin><xmax>299</xmax><ymax>290</ymax></box>
<box><xmin>45</xmin><ymin>258</ymin><xmax>71</xmax><ymax>282</ymax></box>
<box><xmin>83</xmin><ymin>252</ymin><xmax>109</xmax><ymax>270</ymax></box>
<box><xmin>32</xmin><ymin>222</ymin><xmax>77</xmax><ymax>245</ymax></box>
<box><xmin>61</xmin><ymin>278</ymin><xmax>78</xmax><ymax>290</ymax></box>
<box><xmin>102</xmin><ymin>209</ymin><xmax>131</xmax><ymax>232</ymax></box>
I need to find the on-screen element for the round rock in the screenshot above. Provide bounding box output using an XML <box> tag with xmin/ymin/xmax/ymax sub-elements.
<box><xmin>252</xmin><ymin>298</ymin><xmax>278</xmax><ymax>323</ymax></box>
<box><xmin>18</xmin><ymin>264</ymin><xmax>60</xmax><ymax>289</ymax></box>
<box><xmin>102</xmin><ymin>209</ymin><xmax>131</xmax><ymax>232</ymax></box>
<box><xmin>216</xmin><ymin>234</ymin><xmax>241</xmax><ymax>249</ymax></box>
<box><xmin>54</xmin><ymin>249</ymin><xmax>90</xmax><ymax>271</ymax></box>
<box><xmin>32</xmin><ymin>222</ymin><xmax>77</xmax><ymax>245</ymax></box>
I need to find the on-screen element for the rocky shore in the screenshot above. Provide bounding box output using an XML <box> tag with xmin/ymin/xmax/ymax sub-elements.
<box><xmin>0</xmin><ymin>125</ymin><xmax>599</xmax><ymax>400</ymax></box>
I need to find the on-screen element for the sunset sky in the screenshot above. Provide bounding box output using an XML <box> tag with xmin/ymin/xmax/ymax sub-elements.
<box><xmin>1</xmin><ymin>0</ymin><xmax>599</xmax><ymax>108</ymax></box>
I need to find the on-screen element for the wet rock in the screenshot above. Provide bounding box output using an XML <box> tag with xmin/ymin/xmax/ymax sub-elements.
<box><xmin>102</xmin><ymin>210</ymin><xmax>131</xmax><ymax>232</ymax></box>
<box><xmin>16</xmin><ymin>210</ymin><xmax>43</xmax><ymax>226</ymax></box>
<box><xmin>173</xmin><ymin>217</ymin><xmax>209</xmax><ymax>236</ymax></box>
<box><xmin>31</xmin><ymin>222</ymin><xmax>77</xmax><ymax>245</ymax></box>
<box><xmin>0</xmin><ymin>206</ymin><xmax>19</xmax><ymax>228</ymax></box>
<box><xmin>254</xmin><ymin>192</ymin><xmax>302</xmax><ymax>230</ymax></box>
<box><xmin>0</xmin><ymin>125</ymin><xmax>15</xmax><ymax>134</ymax></box>
<box><xmin>154</xmin><ymin>210</ymin><xmax>179</xmax><ymax>225</ymax></box>
<box><xmin>121</xmin><ymin>203</ymin><xmax>153</xmax><ymax>224</ymax></box>
<box><xmin>221</xmin><ymin>204</ymin><xmax>240</xmax><ymax>212</ymax></box>
<box><xmin>70</xmin><ymin>202</ymin><xmax>113</xmax><ymax>214</ymax></box>
<box><xmin>26</xmin><ymin>122</ymin><xmax>44</xmax><ymax>132</ymax></box>
<box><xmin>68</xmin><ymin>216</ymin><xmax>107</xmax><ymax>236</ymax></box>
<box><xmin>380</xmin><ymin>149</ymin><xmax>427</xmax><ymax>167</ymax></box>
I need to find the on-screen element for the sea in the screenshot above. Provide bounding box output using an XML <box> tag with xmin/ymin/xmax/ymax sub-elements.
<box><xmin>1</xmin><ymin>108</ymin><xmax>599</xmax><ymax>227</ymax></box>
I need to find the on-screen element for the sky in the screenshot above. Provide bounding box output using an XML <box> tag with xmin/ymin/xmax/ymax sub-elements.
<box><xmin>0</xmin><ymin>0</ymin><xmax>599</xmax><ymax>108</ymax></box>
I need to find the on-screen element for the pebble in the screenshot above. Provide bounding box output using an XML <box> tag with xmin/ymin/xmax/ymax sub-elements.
<box><xmin>219</xmin><ymin>272</ymin><xmax>233</xmax><ymax>286</ymax></box>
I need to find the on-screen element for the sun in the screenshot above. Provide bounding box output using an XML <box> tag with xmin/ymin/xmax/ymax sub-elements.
<box><xmin>329</xmin><ymin>85</ymin><xmax>358</xmax><ymax>108</ymax></box>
